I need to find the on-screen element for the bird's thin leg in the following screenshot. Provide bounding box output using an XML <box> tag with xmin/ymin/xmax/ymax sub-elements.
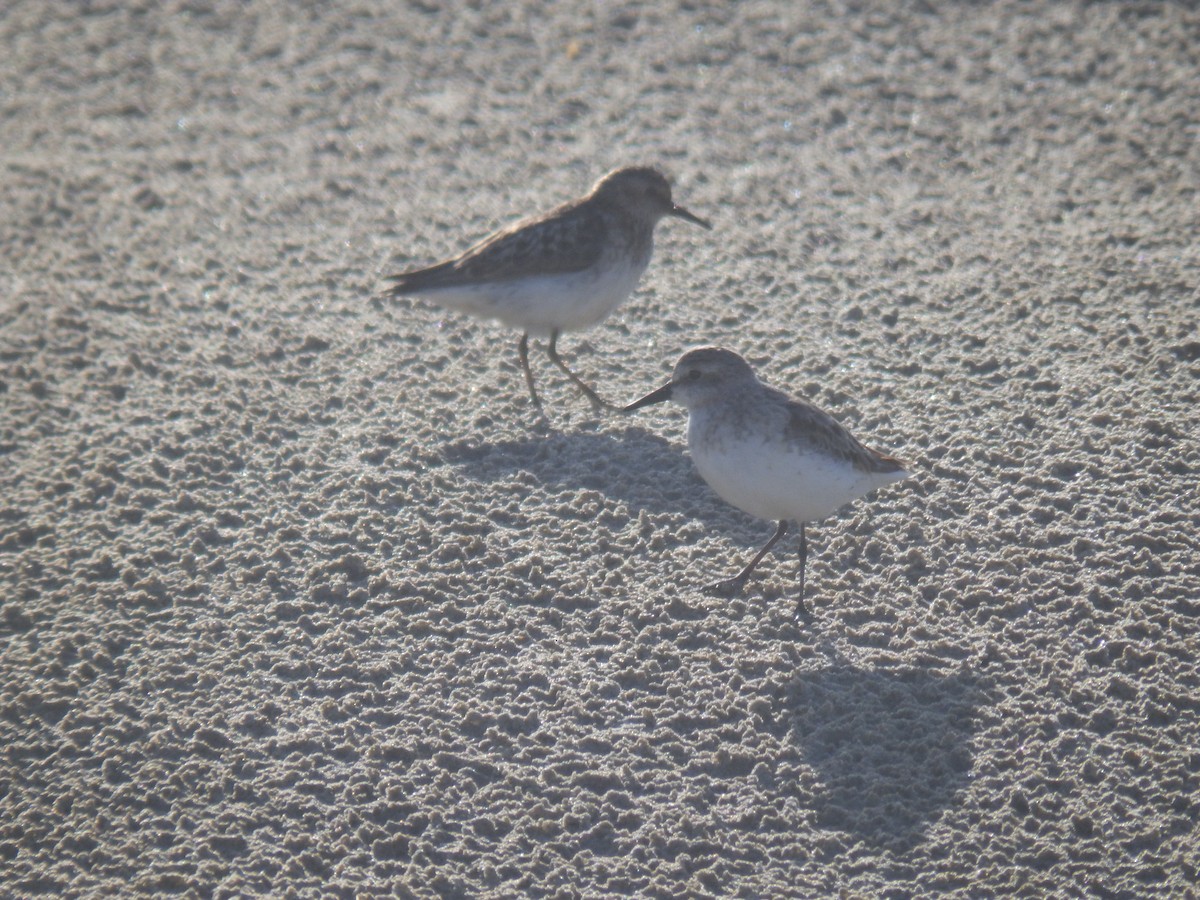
<box><xmin>706</xmin><ymin>520</ymin><xmax>789</xmax><ymax>598</ymax></box>
<box><xmin>518</xmin><ymin>332</ymin><xmax>543</xmax><ymax>410</ymax></box>
<box><xmin>795</xmin><ymin>523</ymin><xmax>812</xmax><ymax>621</ymax></box>
<box><xmin>546</xmin><ymin>330</ymin><xmax>617</xmax><ymax>412</ymax></box>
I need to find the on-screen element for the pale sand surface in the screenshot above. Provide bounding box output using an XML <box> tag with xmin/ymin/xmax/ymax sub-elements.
<box><xmin>3</xmin><ymin>2</ymin><xmax>1199</xmax><ymax>896</ymax></box>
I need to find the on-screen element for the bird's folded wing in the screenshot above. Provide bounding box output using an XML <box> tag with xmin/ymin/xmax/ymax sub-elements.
<box><xmin>783</xmin><ymin>398</ymin><xmax>907</xmax><ymax>474</ymax></box>
<box><xmin>389</xmin><ymin>203</ymin><xmax>608</xmax><ymax>291</ymax></box>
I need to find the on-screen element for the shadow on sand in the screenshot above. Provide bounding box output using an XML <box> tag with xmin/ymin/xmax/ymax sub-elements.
<box><xmin>441</xmin><ymin>425</ymin><xmax>757</xmax><ymax>538</ymax></box>
<box><xmin>784</xmin><ymin>650</ymin><xmax>990</xmax><ymax>852</ymax></box>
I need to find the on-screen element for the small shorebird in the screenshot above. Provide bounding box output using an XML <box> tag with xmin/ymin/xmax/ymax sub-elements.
<box><xmin>382</xmin><ymin>166</ymin><xmax>710</xmax><ymax>412</ymax></box>
<box><xmin>624</xmin><ymin>347</ymin><xmax>911</xmax><ymax>617</ymax></box>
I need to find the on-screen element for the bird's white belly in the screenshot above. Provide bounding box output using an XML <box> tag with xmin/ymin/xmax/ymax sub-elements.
<box><xmin>689</xmin><ymin>429</ymin><xmax>902</xmax><ymax>524</ymax></box>
<box><xmin>420</xmin><ymin>260</ymin><xmax>646</xmax><ymax>334</ymax></box>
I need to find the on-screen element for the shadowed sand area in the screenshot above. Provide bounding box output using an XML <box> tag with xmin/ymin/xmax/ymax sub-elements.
<box><xmin>3</xmin><ymin>2</ymin><xmax>1198</xmax><ymax>896</ymax></box>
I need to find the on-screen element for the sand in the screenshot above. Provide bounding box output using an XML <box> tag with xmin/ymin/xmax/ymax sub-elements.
<box><xmin>3</xmin><ymin>1</ymin><xmax>1199</xmax><ymax>896</ymax></box>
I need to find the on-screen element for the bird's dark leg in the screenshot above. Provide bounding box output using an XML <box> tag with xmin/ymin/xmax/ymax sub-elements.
<box><xmin>795</xmin><ymin>523</ymin><xmax>812</xmax><ymax>621</ymax></box>
<box><xmin>518</xmin><ymin>332</ymin><xmax>543</xmax><ymax>410</ymax></box>
<box><xmin>706</xmin><ymin>520</ymin><xmax>789</xmax><ymax>598</ymax></box>
<box><xmin>546</xmin><ymin>329</ymin><xmax>616</xmax><ymax>412</ymax></box>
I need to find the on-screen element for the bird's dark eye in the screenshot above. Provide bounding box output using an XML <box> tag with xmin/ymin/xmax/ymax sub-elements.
<box><xmin>688</xmin><ymin>369</ymin><xmax>702</xmax><ymax>381</ymax></box>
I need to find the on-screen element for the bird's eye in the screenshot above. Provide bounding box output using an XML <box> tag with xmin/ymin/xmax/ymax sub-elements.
<box><xmin>688</xmin><ymin>369</ymin><xmax>702</xmax><ymax>381</ymax></box>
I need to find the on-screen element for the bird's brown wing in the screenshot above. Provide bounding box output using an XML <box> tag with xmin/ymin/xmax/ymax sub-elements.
<box><xmin>385</xmin><ymin>201</ymin><xmax>607</xmax><ymax>293</ymax></box>
<box><xmin>781</xmin><ymin>392</ymin><xmax>908</xmax><ymax>474</ymax></box>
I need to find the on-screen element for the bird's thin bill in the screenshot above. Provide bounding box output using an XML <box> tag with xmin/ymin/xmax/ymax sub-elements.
<box><xmin>622</xmin><ymin>382</ymin><xmax>674</xmax><ymax>412</ymax></box>
<box><xmin>671</xmin><ymin>205</ymin><xmax>712</xmax><ymax>229</ymax></box>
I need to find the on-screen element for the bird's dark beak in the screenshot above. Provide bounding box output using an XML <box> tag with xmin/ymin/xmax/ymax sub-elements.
<box><xmin>622</xmin><ymin>381</ymin><xmax>674</xmax><ymax>413</ymax></box>
<box><xmin>671</xmin><ymin>204</ymin><xmax>712</xmax><ymax>230</ymax></box>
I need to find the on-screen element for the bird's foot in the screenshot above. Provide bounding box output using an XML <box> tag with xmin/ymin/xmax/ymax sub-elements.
<box><xmin>703</xmin><ymin>576</ymin><xmax>746</xmax><ymax>598</ymax></box>
<box><xmin>527</xmin><ymin>401</ymin><xmax>554</xmax><ymax>431</ymax></box>
<box><xmin>575</xmin><ymin>385</ymin><xmax>619</xmax><ymax>415</ymax></box>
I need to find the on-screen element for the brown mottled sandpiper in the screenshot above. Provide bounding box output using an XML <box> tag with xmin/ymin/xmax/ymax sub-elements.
<box><xmin>382</xmin><ymin>166</ymin><xmax>710</xmax><ymax>412</ymax></box>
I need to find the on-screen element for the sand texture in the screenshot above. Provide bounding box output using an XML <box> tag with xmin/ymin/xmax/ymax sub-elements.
<box><xmin>3</xmin><ymin>1</ymin><xmax>1199</xmax><ymax>896</ymax></box>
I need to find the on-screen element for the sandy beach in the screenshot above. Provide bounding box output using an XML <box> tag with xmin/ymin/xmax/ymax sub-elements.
<box><xmin>3</xmin><ymin>2</ymin><xmax>1198</xmax><ymax>895</ymax></box>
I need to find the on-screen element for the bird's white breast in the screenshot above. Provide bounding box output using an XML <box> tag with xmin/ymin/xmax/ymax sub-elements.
<box><xmin>418</xmin><ymin>254</ymin><xmax>648</xmax><ymax>334</ymax></box>
<box><xmin>687</xmin><ymin>411</ymin><xmax>906</xmax><ymax>524</ymax></box>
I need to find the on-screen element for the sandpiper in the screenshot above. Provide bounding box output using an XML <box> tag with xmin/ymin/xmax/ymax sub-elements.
<box><xmin>382</xmin><ymin>166</ymin><xmax>711</xmax><ymax>412</ymax></box>
<box><xmin>624</xmin><ymin>347</ymin><xmax>911</xmax><ymax>617</ymax></box>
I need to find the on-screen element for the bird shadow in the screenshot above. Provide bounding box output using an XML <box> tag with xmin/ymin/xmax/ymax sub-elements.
<box><xmin>440</xmin><ymin>424</ymin><xmax>747</xmax><ymax>535</ymax></box>
<box><xmin>781</xmin><ymin>646</ymin><xmax>991</xmax><ymax>852</ymax></box>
